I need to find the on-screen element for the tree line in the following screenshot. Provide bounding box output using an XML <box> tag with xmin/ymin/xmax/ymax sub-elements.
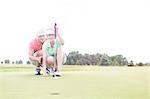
<box><xmin>65</xmin><ymin>51</ymin><xmax>150</xmax><ymax>66</ymax></box>
<box><xmin>1</xmin><ymin>59</ymin><xmax>25</xmax><ymax>64</ymax></box>
<box><xmin>65</xmin><ymin>51</ymin><xmax>128</xmax><ymax>66</ymax></box>
<box><xmin>0</xmin><ymin>51</ymin><xmax>150</xmax><ymax>66</ymax></box>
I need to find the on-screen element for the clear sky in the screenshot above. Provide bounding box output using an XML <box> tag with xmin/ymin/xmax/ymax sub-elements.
<box><xmin>0</xmin><ymin>0</ymin><xmax>150</xmax><ymax>63</ymax></box>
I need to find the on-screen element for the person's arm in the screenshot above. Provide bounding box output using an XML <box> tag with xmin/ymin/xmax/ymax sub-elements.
<box><xmin>56</xmin><ymin>27</ymin><xmax>64</xmax><ymax>45</ymax></box>
<box><xmin>57</xmin><ymin>33</ymin><xmax>64</xmax><ymax>45</ymax></box>
<box><xmin>42</xmin><ymin>50</ymin><xmax>47</xmax><ymax>75</ymax></box>
<box><xmin>28</xmin><ymin>49</ymin><xmax>41</xmax><ymax>63</ymax></box>
<box><xmin>42</xmin><ymin>41</ymin><xmax>48</xmax><ymax>75</ymax></box>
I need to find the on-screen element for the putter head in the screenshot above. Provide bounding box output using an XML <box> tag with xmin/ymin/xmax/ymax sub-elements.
<box><xmin>52</xmin><ymin>73</ymin><xmax>58</xmax><ymax>79</ymax></box>
<box><xmin>52</xmin><ymin>74</ymin><xmax>55</xmax><ymax>77</ymax></box>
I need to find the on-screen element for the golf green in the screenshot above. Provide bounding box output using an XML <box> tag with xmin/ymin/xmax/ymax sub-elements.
<box><xmin>0</xmin><ymin>65</ymin><xmax>149</xmax><ymax>99</ymax></box>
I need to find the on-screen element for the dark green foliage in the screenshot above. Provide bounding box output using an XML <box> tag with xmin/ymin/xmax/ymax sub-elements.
<box><xmin>16</xmin><ymin>59</ymin><xmax>23</xmax><ymax>64</ymax></box>
<box><xmin>4</xmin><ymin>59</ymin><xmax>10</xmax><ymax>64</ymax></box>
<box><xmin>26</xmin><ymin>60</ymin><xmax>31</xmax><ymax>64</ymax></box>
<box><xmin>12</xmin><ymin>61</ymin><xmax>15</xmax><ymax>64</ymax></box>
<box><xmin>65</xmin><ymin>51</ymin><xmax>128</xmax><ymax>66</ymax></box>
<box><xmin>128</xmin><ymin>60</ymin><xmax>134</xmax><ymax>67</ymax></box>
<box><xmin>136</xmin><ymin>62</ymin><xmax>144</xmax><ymax>66</ymax></box>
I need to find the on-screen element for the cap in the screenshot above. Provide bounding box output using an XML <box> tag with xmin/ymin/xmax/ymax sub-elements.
<box><xmin>36</xmin><ymin>29</ymin><xmax>45</xmax><ymax>36</ymax></box>
<box><xmin>45</xmin><ymin>28</ymin><xmax>55</xmax><ymax>35</ymax></box>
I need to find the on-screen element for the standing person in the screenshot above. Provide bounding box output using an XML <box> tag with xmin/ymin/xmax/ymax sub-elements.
<box><xmin>42</xmin><ymin>27</ymin><xmax>64</xmax><ymax>76</ymax></box>
<box><xmin>28</xmin><ymin>30</ymin><xmax>46</xmax><ymax>75</ymax></box>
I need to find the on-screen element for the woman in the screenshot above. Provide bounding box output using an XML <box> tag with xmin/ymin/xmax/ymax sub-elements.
<box><xmin>42</xmin><ymin>28</ymin><xmax>64</xmax><ymax>76</ymax></box>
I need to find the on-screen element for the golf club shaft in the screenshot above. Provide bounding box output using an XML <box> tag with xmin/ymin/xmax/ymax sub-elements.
<box><xmin>54</xmin><ymin>23</ymin><xmax>57</xmax><ymax>38</ymax></box>
<box><xmin>53</xmin><ymin>23</ymin><xmax>57</xmax><ymax>77</ymax></box>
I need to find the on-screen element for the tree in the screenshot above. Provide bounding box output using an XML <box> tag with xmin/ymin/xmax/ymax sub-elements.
<box><xmin>12</xmin><ymin>61</ymin><xmax>15</xmax><ymax>64</ymax></box>
<box><xmin>128</xmin><ymin>60</ymin><xmax>134</xmax><ymax>66</ymax></box>
<box><xmin>18</xmin><ymin>59</ymin><xmax>23</xmax><ymax>64</ymax></box>
<box><xmin>66</xmin><ymin>51</ymin><xmax>80</xmax><ymax>65</ymax></box>
<box><xmin>15</xmin><ymin>59</ymin><xmax>23</xmax><ymax>64</ymax></box>
<box><xmin>4</xmin><ymin>59</ymin><xmax>10</xmax><ymax>64</ymax></box>
<box><xmin>100</xmin><ymin>54</ymin><xmax>111</xmax><ymax>66</ymax></box>
<box><xmin>136</xmin><ymin>62</ymin><xmax>144</xmax><ymax>66</ymax></box>
<box><xmin>110</xmin><ymin>55</ymin><xmax>128</xmax><ymax>66</ymax></box>
<box><xmin>65</xmin><ymin>51</ymin><xmax>128</xmax><ymax>66</ymax></box>
<box><xmin>84</xmin><ymin>53</ymin><xmax>92</xmax><ymax>65</ymax></box>
<box><xmin>26</xmin><ymin>60</ymin><xmax>31</xmax><ymax>64</ymax></box>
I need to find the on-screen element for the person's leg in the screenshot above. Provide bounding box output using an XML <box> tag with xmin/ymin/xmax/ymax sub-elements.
<box><xmin>35</xmin><ymin>50</ymin><xmax>43</xmax><ymax>64</ymax></box>
<box><xmin>35</xmin><ymin>62</ymin><xmax>41</xmax><ymax>75</ymax></box>
<box><xmin>46</xmin><ymin>56</ymin><xmax>54</xmax><ymax>65</ymax></box>
<box><xmin>30</xmin><ymin>59</ymin><xmax>41</xmax><ymax>75</ymax></box>
<box><xmin>46</xmin><ymin>56</ymin><xmax>55</xmax><ymax>75</ymax></box>
<box><xmin>32</xmin><ymin>50</ymin><xmax>43</xmax><ymax>75</ymax></box>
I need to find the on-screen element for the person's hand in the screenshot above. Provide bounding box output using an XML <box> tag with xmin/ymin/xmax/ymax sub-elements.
<box><xmin>37</xmin><ymin>57</ymin><xmax>42</xmax><ymax>63</ymax></box>
<box><xmin>42</xmin><ymin>65</ymin><xmax>48</xmax><ymax>76</ymax></box>
<box><xmin>55</xmin><ymin>27</ymin><xmax>59</xmax><ymax>36</ymax></box>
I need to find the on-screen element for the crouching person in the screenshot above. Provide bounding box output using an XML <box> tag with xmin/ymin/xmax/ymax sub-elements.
<box><xmin>28</xmin><ymin>30</ymin><xmax>46</xmax><ymax>75</ymax></box>
<box><xmin>42</xmin><ymin>28</ymin><xmax>64</xmax><ymax>76</ymax></box>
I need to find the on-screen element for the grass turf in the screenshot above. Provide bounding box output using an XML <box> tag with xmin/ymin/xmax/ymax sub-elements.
<box><xmin>0</xmin><ymin>65</ymin><xmax>149</xmax><ymax>99</ymax></box>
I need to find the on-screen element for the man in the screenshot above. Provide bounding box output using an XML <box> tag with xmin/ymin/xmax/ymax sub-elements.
<box><xmin>42</xmin><ymin>28</ymin><xmax>64</xmax><ymax>76</ymax></box>
<box><xmin>29</xmin><ymin>29</ymin><xmax>46</xmax><ymax>75</ymax></box>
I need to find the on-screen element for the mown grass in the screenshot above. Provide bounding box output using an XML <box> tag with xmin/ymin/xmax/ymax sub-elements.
<box><xmin>0</xmin><ymin>65</ymin><xmax>149</xmax><ymax>99</ymax></box>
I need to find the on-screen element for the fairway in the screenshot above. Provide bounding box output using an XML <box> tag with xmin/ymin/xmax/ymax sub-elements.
<box><xmin>0</xmin><ymin>65</ymin><xmax>149</xmax><ymax>99</ymax></box>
